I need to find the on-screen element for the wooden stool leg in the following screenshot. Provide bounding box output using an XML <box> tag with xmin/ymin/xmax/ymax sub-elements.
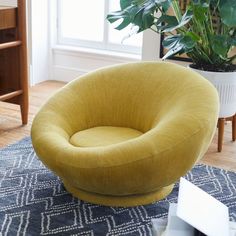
<box><xmin>233</xmin><ymin>114</ymin><xmax>236</xmax><ymax>142</ymax></box>
<box><xmin>218</xmin><ymin>118</ymin><xmax>225</xmax><ymax>152</ymax></box>
<box><xmin>20</xmin><ymin>103</ymin><xmax>28</xmax><ymax>125</ymax></box>
<box><xmin>18</xmin><ymin>0</ymin><xmax>29</xmax><ymax>125</ymax></box>
<box><xmin>20</xmin><ymin>93</ymin><xmax>29</xmax><ymax>125</ymax></box>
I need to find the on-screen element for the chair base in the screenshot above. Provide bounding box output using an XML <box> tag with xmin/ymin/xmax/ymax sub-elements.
<box><xmin>63</xmin><ymin>181</ymin><xmax>174</xmax><ymax>207</ymax></box>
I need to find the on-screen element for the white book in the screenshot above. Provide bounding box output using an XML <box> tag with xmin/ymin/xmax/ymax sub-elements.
<box><xmin>152</xmin><ymin>178</ymin><xmax>235</xmax><ymax>236</ymax></box>
<box><xmin>177</xmin><ymin>178</ymin><xmax>229</xmax><ymax>236</ymax></box>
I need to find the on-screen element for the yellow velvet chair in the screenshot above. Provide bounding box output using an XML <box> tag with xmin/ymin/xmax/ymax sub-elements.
<box><xmin>31</xmin><ymin>62</ymin><xmax>219</xmax><ymax>207</ymax></box>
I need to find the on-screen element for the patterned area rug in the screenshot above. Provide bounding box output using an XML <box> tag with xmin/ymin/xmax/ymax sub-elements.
<box><xmin>0</xmin><ymin>137</ymin><xmax>236</xmax><ymax>236</ymax></box>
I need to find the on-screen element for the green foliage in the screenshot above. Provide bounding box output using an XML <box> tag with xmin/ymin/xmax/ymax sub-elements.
<box><xmin>219</xmin><ymin>0</ymin><xmax>236</xmax><ymax>27</ymax></box>
<box><xmin>107</xmin><ymin>0</ymin><xmax>236</xmax><ymax>71</ymax></box>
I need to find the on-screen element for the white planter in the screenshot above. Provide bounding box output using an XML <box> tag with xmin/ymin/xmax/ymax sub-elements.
<box><xmin>190</xmin><ymin>67</ymin><xmax>236</xmax><ymax>118</ymax></box>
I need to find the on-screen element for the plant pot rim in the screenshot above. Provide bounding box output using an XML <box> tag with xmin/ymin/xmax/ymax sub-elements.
<box><xmin>188</xmin><ymin>64</ymin><xmax>236</xmax><ymax>74</ymax></box>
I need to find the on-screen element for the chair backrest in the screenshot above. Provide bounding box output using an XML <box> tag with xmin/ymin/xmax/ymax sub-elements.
<box><xmin>43</xmin><ymin>62</ymin><xmax>218</xmax><ymax>134</ymax></box>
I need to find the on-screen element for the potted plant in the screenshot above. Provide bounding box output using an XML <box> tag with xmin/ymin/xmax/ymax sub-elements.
<box><xmin>107</xmin><ymin>0</ymin><xmax>236</xmax><ymax>118</ymax></box>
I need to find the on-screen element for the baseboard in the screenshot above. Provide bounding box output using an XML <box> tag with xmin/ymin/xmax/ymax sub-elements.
<box><xmin>52</xmin><ymin>65</ymin><xmax>88</xmax><ymax>82</ymax></box>
<box><xmin>51</xmin><ymin>46</ymin><xmax>141</xmax><ymax>82</ymax></box>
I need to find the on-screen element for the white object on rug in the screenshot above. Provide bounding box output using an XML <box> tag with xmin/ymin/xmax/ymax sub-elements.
<box><xmin>152</xmin><ymin>178</ymin><xmax>232</xmax><ymax>236</ymax></box>
<box><xmin>177</xmin><ymin>177</ymin><xmax>229</xmax><ymax>236</ymax></box>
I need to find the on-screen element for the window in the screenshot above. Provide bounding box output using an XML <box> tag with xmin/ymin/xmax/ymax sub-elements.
<box><xmin>57</xmin><ymin>0</ymin><xmax>143</xmax><ymax>54</ymax></box>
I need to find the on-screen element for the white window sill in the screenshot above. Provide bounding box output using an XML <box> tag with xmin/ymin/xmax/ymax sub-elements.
<box><xmin>52</xmin><ymin>44</ymin><xmax>142</xmax><ymax>62</ymax></box>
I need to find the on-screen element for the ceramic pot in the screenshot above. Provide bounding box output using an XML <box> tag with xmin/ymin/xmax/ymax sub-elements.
<box><xmin>189</xmin><ymin>66</ymin><xmax>236</xmax><ymax>118</ymax></box>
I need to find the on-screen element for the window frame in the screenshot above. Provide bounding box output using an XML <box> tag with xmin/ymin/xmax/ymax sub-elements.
<box><xmin>56</xmin><ymin>0</ymin><xmax>142</xmax><ymax>55</ymax></box>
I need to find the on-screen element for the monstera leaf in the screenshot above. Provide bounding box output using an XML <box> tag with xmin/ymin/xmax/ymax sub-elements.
<box><xmin>162</xmin><ymin>34</ymin><xmax>197</xmax><ymax>59</ymax></box>
<box><xmin>219</xmin><ymin>0</ymin><xmax>236</xmax><ymax>27</ymax></box>
<box><xmin>107</xmin><ymin>0</ymin><xmax>236</xmax><ymax>69</ymax></box>
<box><xmin>120</xmin><ymin>0</ymin><xmax>133</xmax><ymax>10</ymax></box>
<box><xmin>162</xmin><ymin>9</ymin><xmax>193</xmax><ymax>32</ymax></box>
<box><xmin>155</xmin><ymin>15</ymin><xmax>178</xmax><ymax>32</ymax></box>
<box><xmin>107</xmin><ymin>0</ymin><xmax>170</xmax><ymax>32</ymax></box>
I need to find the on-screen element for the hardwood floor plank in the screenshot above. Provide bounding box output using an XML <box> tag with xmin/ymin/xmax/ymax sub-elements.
<box><xmin>0</xmin><ymin>80</ymin><xmax>235</xmax><ymax>171</ymax></box>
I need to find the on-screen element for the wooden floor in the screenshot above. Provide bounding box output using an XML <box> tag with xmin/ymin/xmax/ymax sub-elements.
<box><xmin>0</xmin><ymin>81</ymin><xmax>236</xmax><ymax>171</ymax></box>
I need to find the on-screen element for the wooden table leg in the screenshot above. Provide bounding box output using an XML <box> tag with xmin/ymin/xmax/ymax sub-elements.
<box><xmin>233</xmin><ymin>114</ymin><xmax>236</xmax><ymax>142</ymax></box>
<box><xmin>218</xmin><ymin>118</ymin><xmax>225</xmax><ymax>152</ymax></box>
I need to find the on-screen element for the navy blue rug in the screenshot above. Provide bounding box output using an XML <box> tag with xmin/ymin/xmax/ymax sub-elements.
<box><xmin>0</xmin><ymin>137</ymin><xmax>236</xmax><ymax>235</ymax></box>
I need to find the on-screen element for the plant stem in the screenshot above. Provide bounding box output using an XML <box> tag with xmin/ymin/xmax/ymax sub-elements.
<box><xmin>207</xmin><ymin>7</ymin><xmax>214</xmax><ymax>34</ymax></box>
<box><xmin>170</xmin><ymin>0</ymin><xmax>182</xmax><ymax>23</ymax></box>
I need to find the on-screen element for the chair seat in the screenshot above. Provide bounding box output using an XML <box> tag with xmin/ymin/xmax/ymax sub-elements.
<box><xmin>70</xmin><ymin>126</ymin><xmax>143</xmax><ymax>147</ymax></box>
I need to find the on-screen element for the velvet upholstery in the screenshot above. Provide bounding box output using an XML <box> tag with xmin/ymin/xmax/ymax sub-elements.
<box><xmin>31</xmin><ymin>62</ymin><xmax>219</xmax><ymax>206</ymax></box>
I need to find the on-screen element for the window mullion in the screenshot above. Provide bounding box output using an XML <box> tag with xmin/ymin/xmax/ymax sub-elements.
<box><xmin>103</xmin><ymin>0</ymin><xmax>109</xmax><ymax>50</ymax></box>
<box><xmin>57</xmin><ymin>0</ymin><xmax>62</xmax><ymax>44</ymax></box>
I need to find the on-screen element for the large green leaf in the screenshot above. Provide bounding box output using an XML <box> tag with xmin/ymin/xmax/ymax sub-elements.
<box><xmin>219</xmin><ymin>0</ymin><xmax>236</xmax><ymax>27</ymax></box>
<box><xmin>191</xmin><ymin>1</ymin><xmax>209</xmax><ymax>22</ymax></box>
<box><xmin>107</xmin><ymin>0</ymin><xmax>171</xmax><ymax>32</ymax></box>
<box><xmin>107</xmin><ymin>10</ymin><xmax>129</xmax><ymax>24</ymax></box>
<box><xmin>162</xmin><ymin>34</ymin><xmax>196</xmax><ymax>59</ymax></box>
<box><xmin>162</xmin><ymin>34</ymin><xmax>181</xmax><ymax>48</ymax></box>
<box><xmin>161</xmin><ymin>1</ymin><xmax>171</xmax><ymax>13</ymax></box>
<box><xmin>107</xmin><ymin>5</ymin><xmax>140</xmax><ymax>30</ymax></box>
<box><xmin>155</xmin><ymin>15</ymin><xmax>178</xmax><ymax>32</ymax></box>
<box><xmin>107</xmin><ymin>11</ymin><xmax>131</xmax><ymax>30</ymax></box>
<box><xmin>120</xmin><ymin>0</ymin><xmax>133</xmax><ymax>10</ymax></box>
<box><xmin>115</xmin><ymin>18</ymin><xmax>132</xmax><ymax>30</ymax></box>
<box><xmin>133</xmin><ymin>2</ymin><xmax>156</xmax><ymax>30</ymax></box>
<box><xmin>180</xmin><ymin>35</ymin><xmax>197</xmax><ymax>50</ymax></box>
<box><xmin>107</xmin><ymin>0</ymin><xmax>157</xmax><ymax>32</ymax></box>
<box><xmin>162</xmin><ymin>44</ymin><xmax>184</xmax><ymax>59</ymax></box>
<box><xmin>210</xmin><ymin>35</ymin><xmax>229</xmax><ymax>58</ymax></box>
<box><xmin>162</xmin><ymin>9</ymin><xmax>193</xmax><ymax>32</ymax></box>
<box><xmin>185</xmin><ymin>31</ymin><xmax>200</xmax><ymax>41</ymax></box>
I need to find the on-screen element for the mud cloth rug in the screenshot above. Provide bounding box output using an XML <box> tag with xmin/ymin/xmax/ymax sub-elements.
<box><xmin>0</xmin><ymin>137</ymin><xmax>236</xmax><ymax>235</ymax></box>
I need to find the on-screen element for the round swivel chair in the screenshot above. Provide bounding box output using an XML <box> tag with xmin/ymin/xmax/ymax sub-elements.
<box><xmin>31</xmin><ymin>62</ymin><xmax>219</xmax><ymax>207</ymax></box>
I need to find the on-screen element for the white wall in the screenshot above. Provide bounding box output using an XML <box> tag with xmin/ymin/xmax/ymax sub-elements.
<box><xmin>30</xmin><ymin>0</ymin><xmax>50</xmax><ymax>85</ymax></box>
<box><xmin>142</xmin><ymin>30</ymin><xmax>161</xmax><ymax>61</ymax></box>
<box><xmin>52</xmin><ymin>47</ymin><xmax>141</xmax><ymax>82</ymax></box>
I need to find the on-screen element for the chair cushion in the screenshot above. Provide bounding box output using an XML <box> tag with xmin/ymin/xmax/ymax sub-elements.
<box><xmin>70</xmin><ymin>126</ymin><xmax>143</xmax><ymax>147</ymax></box>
